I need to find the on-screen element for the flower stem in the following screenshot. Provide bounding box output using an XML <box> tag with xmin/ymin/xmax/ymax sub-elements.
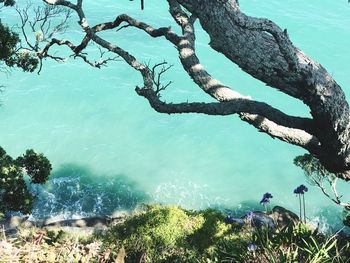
<box><xmin>303</xmin><ymin>194</ymin><xmax>306</xmax><ymax>223</ymax></box>
<box><xmin>298</xmin><ymin>194</ymin><xmax>302</xmax><ymax>221</ymax></box>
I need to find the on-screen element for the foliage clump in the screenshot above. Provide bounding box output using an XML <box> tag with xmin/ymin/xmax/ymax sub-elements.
<box><xmin>99</xmin><ymin>205</ymin><xmax>350</xmax><ymax>262</ymax></box>
<box><xmin>16</xmin><ymin>149</ymin><xmax>52</xmax><ymax>184</ymax></box>
<box><xmin>248</xmin><ymin>222</ymin><xmax>349</xmax><ymax>263</ymax></box>
<box><xmin>0</xmin><ymin>0</ymin><xmax>15</xmax><ymax>6</ymax></box>
<box><xmin>0</xmin><ymin>21</ymin><xmax>18</xmax><ymax>61</ymax></box>
<box><xmin>0</xmin><ymin>22</ymin><xmax>39</xmax><ymax>72</ymax></box>
<box><xmin>0</xmin><ymin>2</ymin><xmax>39</xmax><ymax>72</ymax></box>
<box><xmin>100</xmin><ymin>205</ymin><xmax>241</xmax><ymax>262</ymax></box>
<box><xmin>0</xmin><ymin>147</ymin><xmax>51</xmax><ymax>214</ymax></box>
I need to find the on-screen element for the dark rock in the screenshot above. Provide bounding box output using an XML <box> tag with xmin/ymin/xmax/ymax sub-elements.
<box><xmin>225</xmin><ymin>212</ymin><xmax>276</xmax><ymax>229</ymax></box>
<box><xmin>224</xmin><ymin>215</ymin><xmax>244</xmax><ymax>225</ymax></box>
<box><xmin>343</xmin><ymin>215</ymin><xmax>350</xmax><ymax>227</ymax></box>
<box><xmin>0</xmin><ymin>216</ymin><xmax>30</xmax><ymax>237</ymax></box>
<box><xmin>0</xmin><ymin>215</ymin><xmax>126</xmax><ymax>238</ymax></box>
<box><xmin>246</xmin><ymin>212</ymin><xmax>276</xmax><ymax>229</ymax></box>
<box><xmin>44</xmin><ymin>216</ymin><xmax>108</xmax><ymax>228</ymax></box>
<box><xmin>270</xmin><ymin>206</ymin><xmax>299</xmax><ymax>228</ymax></box>
<box><xmin>337</xmin><ymin>229</ymin><xmax>350</xmax><ymax>244</ymax></box>
<box><xmin>43</xmin><ymin>216</ymin><xmax>124</xmax><ymax>228</ymax></box>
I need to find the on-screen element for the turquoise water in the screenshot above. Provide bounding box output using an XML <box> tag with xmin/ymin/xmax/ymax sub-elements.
<box><xmin>1</xmin><ymin>0</ymin><xmax>350</xmax><ymax>229</ymax></box>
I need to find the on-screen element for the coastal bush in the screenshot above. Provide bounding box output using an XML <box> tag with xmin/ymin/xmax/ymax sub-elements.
<box><xmin>100</xmin><ymin>205</ymin><xmax>203</xmax><ymax>262</ymax></box>
<box><xmin>16</xmin><ymin>149</ymin><xmax>51</xmax><ymax>184</ymax></box>
<box><xmin>0</xmin><ymin>0</ymin><xmax>15</xmax><ymax>7</ymax></box>
<box><xmin>97</xmin><ymin>205</ymin><xmax>350</xmax><ymax>262</ymax></box>
<box><xmin>99</xmin><ymin>205</ymin><xmax>255</xmax><ymax>262</ymax></box>
<box><xmin>0</xmin><ymin>147</ymin><xmax>51</xmax><ymax>214</ymax></box>
<box><xmin>238</xmin><ymin>222</ymin><xmax>350</xmax><ymax>263</ymax></box>
<box><xmin>1</xmin><ymin>0</ymin><xmax>39</xmax><ymax>73</ymax></box>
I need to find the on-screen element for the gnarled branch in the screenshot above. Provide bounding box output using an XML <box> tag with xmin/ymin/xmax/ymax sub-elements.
<box><xmin>37</xmin><ymin>0</ymin><xmax>350</xmax><ymax>179</ymax></box>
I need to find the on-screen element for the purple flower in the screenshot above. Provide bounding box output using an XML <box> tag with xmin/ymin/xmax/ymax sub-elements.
<box><xmin>247</xmin><ymin>243</ymin><xmax>257</xmax><ymax>252</ymax></box>
<box><xmin>300</xmin><ymin>184</ymin><xmax>308</xmax><ymax>193</ymax></box>
<box><xmin>260</xmin><ymin>192</ymin><xmax>273</xmax><ymax>205</ymax></box>
<box><xmin>293</xmin><ymin>184</ymin><xmax>308</xmax><ymax>194</ymax></box>
<box><xmin>293</xmin><ymin>187</ymin><xmax>300</xmax><ymax>194</ymax></box>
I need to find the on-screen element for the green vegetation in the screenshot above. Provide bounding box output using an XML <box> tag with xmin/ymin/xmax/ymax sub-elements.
<box><xmin>16</xmin><ymin>149</ymin><xmax>52</xmax><ymax>184</ymax></box>
<box><xmin>0</xmin><ymin>1</ymin><xmax>48</xmax><ymax>218</ymax></box>
<box><xmin>0</xmin><ymin>1</ymin><xmax>39</xmax><ymax>73</ymax></box>
<box><xmin>0</xmin><ymin>147</ymin><xmax>51</xmax><ymax>215</ymax></box>
<box><xmin>1</xmin><ymin>205</ymin><xmax>348</xmax><ymax>262</ymax></box>
<box><xmin>100</xmin><ymin>205</ymin><xmax>236</xmax><ymax>262</ymax></box>
<box><xmin>99</xmin><ymin>205</ymin><xmax>350</xmax><ymax>262</ymax></box>
<box><xmin>0</xmin><ymin>0</ymin><xmax>15</xmax><ymax>6</ymax></box>
<box><xmin>0</xmin><ymin>21</ymin><xmax>38</xmax><ymax>72</ymax></box>
<box><xmin>250</xmin><ymin>223</ymin><xmax>348</xmax><ymax>263</ymax></box>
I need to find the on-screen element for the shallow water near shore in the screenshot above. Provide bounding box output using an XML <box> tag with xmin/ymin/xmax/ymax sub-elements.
<box><xmin>1</xmin><ymin>0</ymin><xmax>350</xmax><ymax>231</ymax></box>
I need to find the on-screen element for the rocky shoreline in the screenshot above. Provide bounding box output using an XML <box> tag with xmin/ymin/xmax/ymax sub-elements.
<box><xmin>0</xmin><ymin>215</ymin><xmax>126</xmax><ymax>236</ymax></box>
<box><xmin>1</xmin><ymin>205</ymin><xmax>349</xmax><ymax>239</ymax></box>
<box><xmin>0</xmin><ymin>206</ymin><xmax>300</xmax><ymax>236</ymax></box>
<box><xmin>1</xmin><ymin>205</ymin><xmax>349</xmax><ymax>262</ymax></box>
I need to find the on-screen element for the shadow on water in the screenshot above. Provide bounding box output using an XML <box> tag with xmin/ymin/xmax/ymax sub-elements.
<box><xmin>31</xmin><ymin>163</ymin><xmax>149</xmax><ymax>219</ymax></box>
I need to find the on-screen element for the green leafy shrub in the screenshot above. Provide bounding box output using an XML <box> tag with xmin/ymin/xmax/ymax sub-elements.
<box><xmin>16</xmin><ymin>149</ymin><xmax>51</xmax><ymax>184</ymax></box>
<box><xmin>0</xmin><ymin>4</ymin><xmax>39</xmax><ymax>72</ymax></box>
<box><xmin>101</xmin><ymin>205</ymin><xmax>202</xmax><ymax>262</ymax></box>
<box><xmin>0</xmin><ymin>0</ymin><xmax>15</xmax><ymax>6</ymax></box>
<box><xmin>0</xmin><ymin>147</ymin><xmax>51</xmax><ymax>214</ymax></box>
<box><xmin>247</xmin><ymin>222</ymin><xmax>349</xmax><ymax>263</ymax></box>
<box><xmin>99</xmin><ymin>205</ymin><xmax>249</xmax><ymax>263</ymax></box>
<box><xmin>8</xmin><ymin>50</ymin><xmax>39</xmax><ymax>73</ymax></box>
<box><xmin>99</xmin><ymin>205</ymin><xmax>350</xmax><ymax>263</ymax></box>
<box><xmin>0</xmin><ymin>21</ymin><xmax>19</xmax><ymax>62</ymax></box>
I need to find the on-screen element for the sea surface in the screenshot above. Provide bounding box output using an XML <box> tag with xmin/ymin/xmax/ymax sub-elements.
<box><xmin>1</xmin><ymin>0</ymin><xmax>350</xmax><ymax>231</ymax></box>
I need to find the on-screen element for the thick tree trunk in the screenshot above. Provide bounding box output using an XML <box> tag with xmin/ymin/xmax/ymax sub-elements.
<box><xmin>177</xmin><ymin>0</ymin><xmax>350</xmax><ymax>176</ymax></box>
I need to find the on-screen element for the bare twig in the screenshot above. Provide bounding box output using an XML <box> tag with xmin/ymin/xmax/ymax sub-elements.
<box><xmin>14</xmin><ymin>2</ymin><xmax>72</xmax><ymax>73</ymax></box>
<box><xmin>308</xmin><ymin>173</ymin><xmax>350</xmax><ymax>211</ymax></box>
<box><xmin>149</xmin><ymin>62</ymin><xmax>173</xmax><ymax>94</ymax></box>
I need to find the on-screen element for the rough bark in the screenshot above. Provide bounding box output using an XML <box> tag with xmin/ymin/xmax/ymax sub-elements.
<box><xmin>38</xmin><ymin>0</ymin><xmax>350</xmax><ymax>179</ymax></box>
<box><xmin>176</xmin><ymin>0</ymin><xmax>350</xmax><ymax>177</ymax></box>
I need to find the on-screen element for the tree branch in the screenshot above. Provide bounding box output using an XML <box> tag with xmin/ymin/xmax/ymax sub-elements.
<box><xmin>40</xmin><ymin>0</ymin><xmax>319</xmax><ymax>152</ymax></box>
<box><xmin>72</xmin><ymin>2</ymin><xmax>316</xmax><ymax>133</ymax></box>
<box><xmin>136</xmin><ymin>87</ymin><xmax>320</xmax><ymax>153</ymax></box>
<box><xmin>309</xmin><ymin>174</ymin><xmax>350</xmax><ymax>211</ymax></box>
<box><xmin>37</xmin><ymin>0</ymin><xmax>350</xmax><ymax>177</ymax></box>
